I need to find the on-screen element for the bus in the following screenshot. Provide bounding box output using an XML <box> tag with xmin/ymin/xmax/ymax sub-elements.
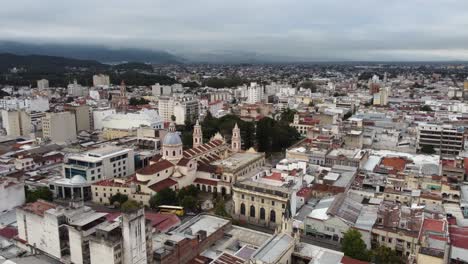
<box><xmin>158</xmin><ymin>205</ymin><xmax>185</xmax><ymax>216</ymax></box>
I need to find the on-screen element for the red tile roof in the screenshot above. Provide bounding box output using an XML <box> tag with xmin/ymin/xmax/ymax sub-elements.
<box><xmin>148</xmin><ymin>178</ymin><xmax>177</xmax><ymax>192</ymax></box>
<box><xmin>450</xmin><ymin>225</ymin><xmax>468</xmax><ymax>249</ymax></box>
<box><xmin>420</xmin><ymin>219</ymin><xmax>446</xmax><ymax>240</ymax></box>
<box><xmin>145</xmin><ymin>212</ymin><xmax>181</xmax><ymax>233</ymax></box>
<box><xmin>263</xmin><ymin>172</ymin><xmax>283</xmax><ymax>181</ymax></box>
<box><xmin>177</xmin><ymin>158</ymin><xmax>191</xmax><ymax>166</ymax></box>
<box><xmin>0</xmin><ymin>227</ymin><xmax>18</xmax><ymax>239</ymax></box>
<box><xmin>296</xmin><ymin>187</ymin><xmax>312</xmax><ymax>198</ymax></box>
<box><xmin>194</xmin><ymin>178</ymin><xmax>218</xmax><ymax>186</ymax></box>
<box><xmin>341</xmin><ymin>256</ymin><xmax>370</xmax><ymax>264</ymax></box>
<box><xmin>20</xmin><ymin>200</ymin><xmax>56</xmax><ymax>216</ymax></box>
<box><xmin>138</xmin><ymin>159</ymin><xmax>174</xmax><ymax>175</ymax></box>
<box><xmin>380</xmin><ymin>157</ymin><xmax>407</xmax><ymax>173</ymax></box>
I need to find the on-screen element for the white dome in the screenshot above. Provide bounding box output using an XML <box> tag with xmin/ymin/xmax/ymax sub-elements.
<box><xmin>102</xmin><ymin>109</ymin><xmax>163</xmax><ymax>130</ymax></box>
<box><xmin>163</xmin><ymin>132</ymin><xmax>182</xmax><ymax>145</ymax></box>
<box><xmin>70</xmin><ymin>175</ymin><xmax>87</xmax><ymax>184</ymax></box>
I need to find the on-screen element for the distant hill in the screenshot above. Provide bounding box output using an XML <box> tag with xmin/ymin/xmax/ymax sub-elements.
<box><xmin>0</xmin><ymin>41</ymin><xmax>183</xmax><ymax>64</ymax></box>
<box><xmin>112</xmin><ymin>62</ymin><xmax>153</xmax><ymax>71</ymax></box>
<box><xmin>0</xmin><ymin>53</ymin><xmax>106</xmax><ymax>73</ymax></box>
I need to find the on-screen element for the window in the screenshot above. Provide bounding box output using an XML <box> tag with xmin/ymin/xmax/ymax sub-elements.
<box><xmin>261</xmin><ymin>199</ymin><xmax>264</xmax><ymax>203</ymax></box>
<box><xmin>240</xmin><ymin>203</ymin><xmax>246</xmax><ymax>215</ymax></box>
<box><xmin>260</xmin><ymin>208</ymin><xmax>265</xmax><ymax>220</ymax></box>
<box><xmin>250</xmin><ymin>205</ymin><xmax>255</xmax><ymax>217</ymax></box>
<box><xmin>271</xmin><ymin>201</ymin><xmax>275</xmax><ymax>206</ymax></box>
<box><xmin>251</xmin><ymin>196</ymin><xmax>254</xmax><ymax>201</ymax></box>
<box><xmin>388</xmin><ymin>238</ymin><xmax>392</xmax><ymax>243</ymax></box>
<box><xmin>270</xmin><ymin>210</ymin><xmax>276</xmax><ymax>223</ymax></box>
<box><xmin>241</xmin><ymin>194</ymin><xmax>245</xmax><ymax>199</ymax></box>
<box><xmin>282</xmin><ymin>204</ymin><xmax>285</xmax><ymax>209</ymax></box>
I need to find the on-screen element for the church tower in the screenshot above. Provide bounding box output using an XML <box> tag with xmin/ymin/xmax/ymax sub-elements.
<box><xmin>231</xmin><ymin>123</ymin><xmax>241</xmax><ymax>152</ymax></box>
<box><xmin>193</xmin><ymin>120</ymin><xmax>203</xmax><ymax>148</ymax></box>
<box><xmin>118</xmin><ymin>80</ymin><xmax>128</xmax><ymax>113</ymax></box>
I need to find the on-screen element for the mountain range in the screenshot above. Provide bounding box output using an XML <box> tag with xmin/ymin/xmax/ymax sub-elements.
<box><xmin>0</xmin><ymin>41</ymin><xmax>182</xmax><ymax>64</ymax></box>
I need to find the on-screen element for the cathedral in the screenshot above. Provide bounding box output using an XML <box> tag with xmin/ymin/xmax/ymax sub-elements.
<box><xmin>133</xmin><ymin>121</ymin><xmax>242</xmax><ymax>195</ymax></box>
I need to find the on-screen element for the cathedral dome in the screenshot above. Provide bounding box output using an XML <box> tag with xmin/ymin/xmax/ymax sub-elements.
<box><xmin>163</xmin><ymin>132</ymin><xmax>182</xmax><ymax>146</ymax></box>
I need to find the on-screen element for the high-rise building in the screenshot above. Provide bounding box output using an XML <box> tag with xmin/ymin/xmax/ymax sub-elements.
<box><xmin>1</xmin><ymin>110</ymin><xmax>31</xmax><ymax>137</ymax></box>
<box><xmin>42</xmin><ymin>112</ymin><xmax>77</xmax><ymax>144</ymax></box>
<box><xmin>121</xmin><ymin>209</ymin><xmax>148</xmax><ymax>264</ymax></box>
<box><xmin>37</xmin><ymin>79</ymin><xmax>49</xmax><ymax>89</ymax></box>
<box><xmin>247</xmin><ymin>82</ymin><xmax>264</xmax><ymax>103</ymax></box>
<box><xmin>93</xmin><ymin>74</ymin><xmax>110</xmax><ymax>87</ymax></box>
<box><xmin>417</xmin><ymin>123</ymin><xmax>465</xmax><ymax>156</ymax></box>
<box><xmin>159</xmin><ymin>95</ymin><xmax>199</xmax><ymax>124</ymax></box>
<box><xmin>67</xmin><ymin>79</ymin><xmax>89</xmax><ymax>97</ymax></box>
<box><xmin>64</xmin><ymin>104</ymin><xmax>91</xmax><ymax>132</ymax></box>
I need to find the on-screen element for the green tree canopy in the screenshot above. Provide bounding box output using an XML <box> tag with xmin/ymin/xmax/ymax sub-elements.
<box><xmin>421</xmin><ymin>145</ymin><xmax>436</xmax><ymax>154</ymax></box>
<box><xmin>109</xmin><ymin>193</ymin><xmax>128</xmax><ymax>207</ymax></box>
<box><xmin>372</xmin><ymin>246</ymin><xmax>404</xmax><ymax>264</ymax></box>
<box><xmin>342</xmin><ymin>229</ymin><xmax>371</xmax><ymax>261</ymax></box>
<box><xmin>121</xmin><ymin>200</ymin><xmax>141</xmax><ymax>213</ymax></box>
<box><xmin>25</xmin><ymin>187</ymin><xmax>53</xmax><ymax>203</ymax></box>
<box><xmin>129</xmin><ymin>97</ymin><xmax>149</xmax><ymax>106</ymax></box>
<box><xmin>181</xmin><ymin>196</ymin><xmax>198</xmax><ymax>212</ymax></box>
<box><xmin>279</xmin><ymin>108</ymin><xmax>297</xmax><ymax>124</ymax></box>
<box><xmin>256</xmin><ymin>117</ymin><xmax>301</xmax><ymax>153</ymax></box>
<box><xmin>214</xmin><ymin>199</ymin><xmax>229</xmax><ymax>217</ymax></box>
<box><xmin>420</xmin><ymin>105</ymin><xmax>433</xmax><ymax>112</ymax></box>
<box><xmin>149</xmin><ymin>188</ymin><xmax>178</xmax><ymax>209</ymax></box>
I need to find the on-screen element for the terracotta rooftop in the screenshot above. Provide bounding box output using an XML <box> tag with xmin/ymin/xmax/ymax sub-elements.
<box><xmin>379</xmin><ymin>157</ymin><xmax>408</xmax><ymax>173</ymax></box>
<box><xmin>263</xmin><ymin>172</ymin><xmax>283</xmax><ymax>181</ymax></box>
<box><xmin>0</xmin><ymin>227</ymin><xmax>18</xmax><ymax>239</ymax></box>
<box><xmin>296</xmin><ymin>187</ymin><xmax>312</xmax><ymax>198</ymax></box>
<box><xmin>148</xmin><ymin>178</ymin><xmax>177</xmax><ymax>192</ymax></box>
<box><xmin>138</xmin><ymin>159</ymin><xmax>174</xmax><ymax>175</ymax></box>
<box><xmin>93</xmin><ymin>178</ymin><xmax>132</xmax><ymax>188</ymax></box>
<box><xmin>20</xmin><ymin>200</ymin><xmax>56</xmax><ymax>216</ymax></box>
<box><xmin>194</xmin><ymin>178</ymin><xmax>218</xmax><ymax>186</ymax></box>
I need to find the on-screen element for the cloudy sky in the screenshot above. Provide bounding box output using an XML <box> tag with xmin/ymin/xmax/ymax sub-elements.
<box><xmin>1</xmin><ymin>0</ymin><xmax>468</xmax><ymax>61</ymax></box>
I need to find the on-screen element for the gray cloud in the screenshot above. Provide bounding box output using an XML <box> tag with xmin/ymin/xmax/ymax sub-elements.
<box><xmin>1</xmin><ymin>0</ymin><xmax>468</xmax><ymax>61</ymax></box>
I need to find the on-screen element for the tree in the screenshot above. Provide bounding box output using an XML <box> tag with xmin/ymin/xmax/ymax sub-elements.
<box><xmin>129</xmin><ymin>97</ymin><xmax>149</xmax><ymax>106</ymax></box>
<box><xmin>121</xmin><ymin>200</ymin><xmax>141</xmax><ymax>213</ymax></box>
<box><xmin>109</xmin><ymin>193</ymin><xmax>128</xmax><ymax>207</ymax></box>
<box><xmin>177</xmin><ymin>185</ymin><xmax>199</xmax><ymax>202</ymax></box>
<box><xmin>372</xmin><ymin>246</ymin><xmax>404</xmax><ymax>264</ymax></box>
<box><xmin>149</xmin><ymin>188</ymin><xmax>177</xmax><ymax>209</ymax></box>
<box><xmin>343</xmin><ymin>112</ymin><xmax>353</xmax><ymax>120</ymax></box>
<box><xmin>421</xmin><ymin>145</ymin><xmax>436</xmax><ymax>154</ymax></box>
<box><xmin>171</xmin><ymin>115</ymin><xmax>176</xmax><ymax>122</ymax></box>
<box><xmin>420</xmin><ymin>105</ymin><xmax>433</xmax><ymax>112</ymax></box>
<box><xmin>299</xmin><ymin>81</ymin><xmax>317</xmax><ymax>92</ymax></box>
<box><xmin>181</xmin><ymin>196</ymin><xmax>198</xmax><ymax>212</ymax></box>
<box><xmin>214</xmin><ymin>199</ymin><xmax>229</xmax><ymax>217</ymax></box>
<box><xmin>342</xmin><ymin>229</ymin><xmax>371</xmax><ymax>261</ymax></box>
<box><xmin>279</xmin><ymin>108</ymin><xmax>297</xmax><ymax>124</ymax></box>
<box><xmin>25</xmin><ymin>187</ymin><xmax>53</xmax><ymax>203</ymax></box>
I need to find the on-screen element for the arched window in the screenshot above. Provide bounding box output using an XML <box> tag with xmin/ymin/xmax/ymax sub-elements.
<box><xmin>260</xmin><ymin>208</ymin><xmax>265</xmax><ymax>220</ymax></box>
<box><xmin>240</xmin><ymin>203</ymin><xmax>246</xmax><ymax>215</ymax></box>
<box><xmin>173</xmin><ymin>151</ymin><xmax>176</xmax><ymax>156</ymax></box>
<box><xmin>250</xmin><ymin>205</ymin><xmax>255</xmax><ymax>217</ymax></box>
<box><xmin>270</xmin><ymin>210</ymin><xmax>276</xmax><ymax>223</ymax></box>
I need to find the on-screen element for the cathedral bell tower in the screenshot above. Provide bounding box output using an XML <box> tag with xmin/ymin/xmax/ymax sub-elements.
<box><xmin>231</xmin><ymin>123</ymin><xmax>241</xmax><ymax>152</ymax></box>
<box><xmin>193</xmin><ymin>120</ymin><xmax>203</xmax><ymax>148</ymax></box>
